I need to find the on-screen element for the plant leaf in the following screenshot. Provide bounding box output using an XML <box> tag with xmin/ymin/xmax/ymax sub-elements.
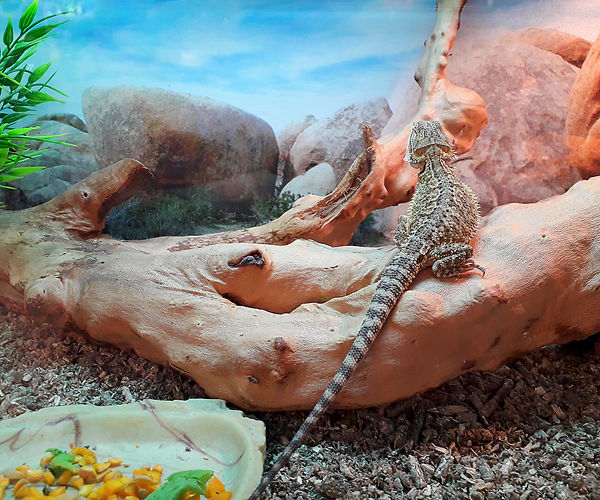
<box><xmin>1</xmin><ymin>114</ymin><xmax>28</xmax><ymax>124</ymax></box>
<box><xmin>7</xmin><ymin>166</ymin><xmax>44</xmax><ymax>175</ymax></box>
<box><xmin>3</xmin><ymin>16</ymin><xmax>13</xmax><ymax>47</ymax></box>
<box><xmin>0</xmin><ymin>69</ymin><xmax>29</xmax><ymax>90</ymax></box>
<box><xmin>0</xmin><ymin>148</ymin><xmax>8</xmax><ymax>167</ymax></box>
<box><xmin>26</xmin><ymin>10</ymin><xmax>74</xmax><ymax>31</ymax></box>
<box><xmin>23</xmin><ymin>22</ymin><xmax>66</xmax><ymax>42</ymax></box>
<box><xmin>19</xmin><ymin>0</ymin><xmax>39</xmax><ymax>31</ymax></box>
<box><xmin>27</xmin><ymin>61</ymin><xmax>50</xmax><ymax>83</ymax></box>
<box><xmin>6</xmin><ymin>126</ymin><xmax>36</xmax><ymax>135</ymax></box>
<box><xmin>0</xmin><ymin>173</ymin><xmax>21</xmax><ymax>182</ymax></box>
<box><xmin>36</xmin><ymin>80</ymin><xmax>68</xmax><ymax>97</ymax></box>
<box><xmin>26</xmin><ymin>90</ymin><xmax>62</xmax><ymax>104</ymax></box>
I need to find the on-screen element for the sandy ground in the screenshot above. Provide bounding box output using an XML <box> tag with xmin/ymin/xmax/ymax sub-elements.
<box><xmin>0</xmin><ymin>304</ymin><xmax>599</xmax><ymax>499</ymax></box>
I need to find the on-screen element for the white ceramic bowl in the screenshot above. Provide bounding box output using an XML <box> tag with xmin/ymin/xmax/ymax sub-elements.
<box><xmin>0</xmin><ymin>399</ymin><xmax>265</xmax><ymax>500</ymax></box>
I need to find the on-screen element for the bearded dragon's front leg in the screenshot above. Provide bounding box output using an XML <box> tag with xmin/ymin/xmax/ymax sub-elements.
<box><xmin>430</xmin><ymin>243</ymin><xmax>485</xmax><ymax>278</ymax></box>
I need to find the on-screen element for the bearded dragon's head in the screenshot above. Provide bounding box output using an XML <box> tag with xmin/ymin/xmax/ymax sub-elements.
<box><xmin>404</xmin><ymin>120</ymin><xmax>455</xmax><ymax>167</ymax></box>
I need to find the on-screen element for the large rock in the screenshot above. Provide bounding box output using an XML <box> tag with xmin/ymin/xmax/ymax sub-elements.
<box><xmin>290</xmin><ymin>98</ymin><xmax>392</xmax><ymax>181</ymax></box>
<box><xmin>386</xmin><ymin>30</ymin><xmax>584</xmax><ymax>215</ymax></box>
<box><xmin>567</xmin><ymin>34</ymin><xmax>600</xmax><ymax>179</ymax></box>
<box><xmin>276</xmin><ymin>115</ymin><xmax>317</xmax><ymax>188</ymax></box>
<box><xmin>280</xmin><ymin>162</ymin><xmax>337</xmax><ymax>198</ymax></box>
<box><xmin>1</xmin><ymin>118</ymin><xmax>98</xmax><ymax>209</ymax></box>
<box><xmin>36</xmin><ymin>113</ymin><xmax>88</xmax><ymax>132</ymax></box>
<box><xmin>499</xmin><ymin>28</ymin><xmax>591</xmax><ymax>68</ymax></box>
<box><xmin>82</xmin><ymin>86</ymin><xmax>278</xmax><ymax>206</ymax></box>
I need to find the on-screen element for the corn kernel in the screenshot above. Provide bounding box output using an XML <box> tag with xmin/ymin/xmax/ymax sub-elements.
<box><xmin>206</xmin><ymin>477</ymin><xmax>232</xmax><ymax>500</ymax></box>
<box><xmin>206</xmin><ymin>477</ymin><xmax>225</xmax><ymax>496</ymax></box>
<box><xmin>97</xmin><ymin>476</ymin><xmax>131</xmax><ymax>498</ymax></box>
<box><xmin>79</xmin><ymin>466</ymin><xmax>99</xmax><ymax>484</ymax></box>
<box><xmin>49</xmin><ymin>486</ymin><xmax>67</xmax><ymax>496</ymax></box>
<box><xmin>107</xmin><ymin>459</ymin><xmax>122</xmax><ymax>468</ymax></box>
<box><xmin>70</xmin><ymin>447</ymin><xmax>95</xmax><ymax>457</ymax></box>
<box><xmin>53</xmin><ymin>494</ymin><xmax>77</xmax><ymax>500</ymax></box>
<box><xmin>132</xmin><ymin>470</ymin><xmax>160</xmax><ymax>483</ymax></box>
<box><xmin>43</xmin><ymin>470</ymin><xmax>55</xmax><ymax>486</ymax></box>
<box><xmin>132</xmin><ymin>469</ymin><xmax>160</xmax><ymax>493</ymax></box>
<box><xmin>94</xmin><ymin>463</ymin><xmax>110</xmax><ymax>474</ymax></box>
<box><xmin>13</xmin><ymin>479</ymin><xmax>30</xmax><ymax>498</ymax></box>
<box><xmin>71</xmin><ymin>447</ymin><xmax>97</xmax><ymax>465</ymax></box>
<box><xmin>24</xmin><ymin>486</ymin><xmax>44</xmax><ymax>499</ymax></box>
<box><xmin>39</xmin><ymin>454</ymin><xmax>53</xmax><ymax>468</ymax></box>
<box><xmin>101</xmin><ymin>470</ymin><xmax>116</xmax><ymax>482</ymax></box>
<box><xmin>69</xmin><ymin>476</ymin><xmax>84</xmax><ymax>489</ymax></box>
<box><xmin>120</xmin><ymin>483</ymin><xmax>139</xmax><ymax>498</ymax></box>
<box><xmin>24</xmin><ymin>469</ymin><xmax>44</xmax><ymax>483</ymax></box>
<box><xmin>79</xmin><ymin>484</ymin><xmax>96</xmax><ymax>498</ymax></box>
<box><xmin>15</xmin><ymin>466</ymin><xmax>30</xmax><ymax>472</ymax></box>
<box><xmin>0</xmin><ymin>478</ymin><xmax>9</xmax><ymax>500</ymax></box>
<box><xmin>55</xmin><ymin>470</ymin><xmax>72</xmax><ymax>486</ymax></box>
<box><xmin>213</xmin><ymin>493</ymin><xmax>232</xmax><ymax>500</ymax></box>
<box><xmin>3</xmin><ymin>470</ymin><xmax>23</xmax><ymax>483</ymax></box>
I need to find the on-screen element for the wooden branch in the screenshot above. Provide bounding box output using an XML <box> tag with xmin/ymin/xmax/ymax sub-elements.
<box><xmin>2</xmin><ymin>163</ymin><xmax>599</xmax><ymax>410</ymax></box>
<box><xmin>0</xmin><ymin>1</ymin><xmax>501</xmax><ymax>412</ymax></box>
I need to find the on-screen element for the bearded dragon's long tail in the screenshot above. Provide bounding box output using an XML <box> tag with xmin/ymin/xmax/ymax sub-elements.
<box><xmin>248</xmin><ymin>250</ymin><xmax>423</xmax><ymax>499</ymax></box>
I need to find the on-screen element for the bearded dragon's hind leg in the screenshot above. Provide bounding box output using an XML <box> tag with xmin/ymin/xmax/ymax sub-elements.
<box><xmin>430</xmin><ymin>243</ymin><xmax>485</xmax><ymax>278</ymax></box>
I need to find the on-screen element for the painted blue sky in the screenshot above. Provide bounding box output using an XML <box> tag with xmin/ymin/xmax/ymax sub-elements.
<box><xmin>0</xmin><ymin>0</ymin><xmax>598</xmax><ymax>133</ymax></box>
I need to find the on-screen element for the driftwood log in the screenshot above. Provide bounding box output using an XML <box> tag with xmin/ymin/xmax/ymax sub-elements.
<box><xmin>1</xmin><ymin>0</ymin><xmax>599</xmax><ymax>411</ymax></box>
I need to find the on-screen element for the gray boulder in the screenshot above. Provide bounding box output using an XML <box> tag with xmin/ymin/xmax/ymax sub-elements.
<box><xmin>82</xmin><ymin>86</ymin><xmax>278</xmax><ymax>206</ymax></box>
<box><xmin>277</xmin><ymin>115</ymin><xmax>317</xmax><ymax>187</ymax></box>
<box><xmin>280</xmin><ymin>162</ymin><xmax>337</xmax><ymax>198</ymax></box>
<box><xmin>35</xmin><ymin>113</ymin><xmax>88</xmax><ymax>132</ymax></box>
<box><xmin>8</xmin><ymin>165</ymin><xmax>90</xmax><ymax>207</ymax></box>
<box><xmin>1</xmin><ymin>119</ymin><xmax>98</xmax><ymax>209</ymax></box>
<box><xmin>290</xmin><ymin>98</ymin><xmax>392</xmax><ymax>181</ymax></box>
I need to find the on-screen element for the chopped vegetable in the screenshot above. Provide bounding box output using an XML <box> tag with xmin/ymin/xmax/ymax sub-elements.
<box><xmin>146</xmin><ymin>470</ymin><xmax>213</xmax><ymax>500</ymax></box>
<box><xmin>0</xmin><ymin>478</ymin><xmax>9</xmax><ymax>499</ymax></box>
<box><xmin>205</xmin><ymin>477</ymin><xmax>232</xmax><ymax>500</ymax></box>
<box><xmin>45</xmin><ymin>449</ymin><xmax>78</xmax><ymax>475</ymax></box>
<box><xmin>0</xmin><ymin>446</ymin><xmax>232</xmax><ymax>500</ymax></box>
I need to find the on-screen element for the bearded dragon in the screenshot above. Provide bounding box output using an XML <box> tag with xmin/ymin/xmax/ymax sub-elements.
<box><xmin>248</xmin><ymin>120</ymin><xmax>484</xmax><ymax>499</ymax></box>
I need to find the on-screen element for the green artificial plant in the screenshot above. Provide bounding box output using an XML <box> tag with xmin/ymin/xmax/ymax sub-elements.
<box><xmin>0</xmin><ymin>0</ymin><xmax>73</xmax><ymax>203</ymax></box>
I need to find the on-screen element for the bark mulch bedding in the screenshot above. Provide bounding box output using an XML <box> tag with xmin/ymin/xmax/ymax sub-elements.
<box><xmin>0</xmin><ymin>304</ymin><xmax>598</xmax><ymax>499</ymax></box>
